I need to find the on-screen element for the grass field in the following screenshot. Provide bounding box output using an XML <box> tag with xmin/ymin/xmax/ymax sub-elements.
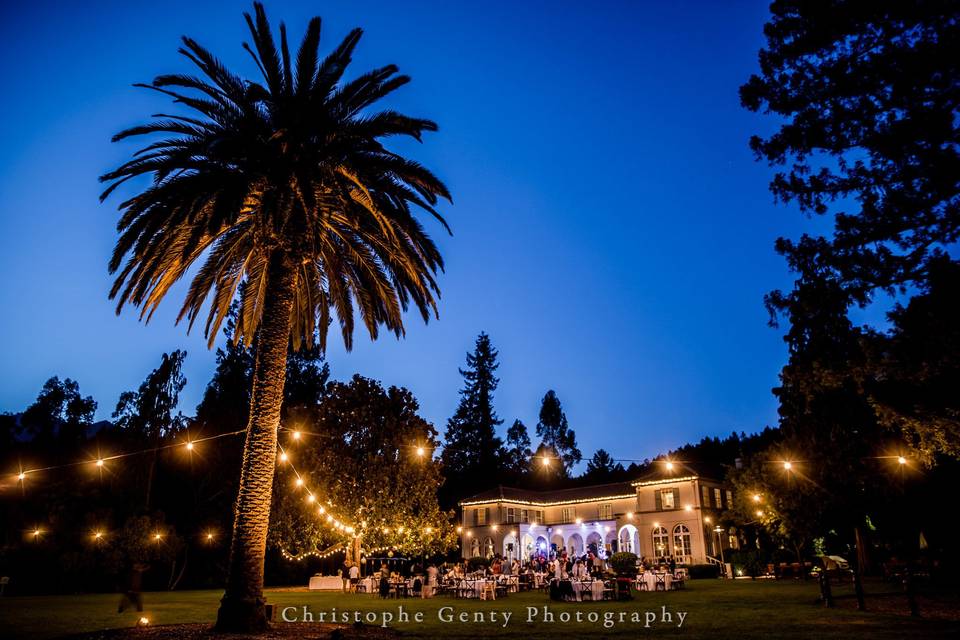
<box><xmin>1</xmin><ymin>580</ymin><xmax>958</xmax><ymax>639</ymax></box>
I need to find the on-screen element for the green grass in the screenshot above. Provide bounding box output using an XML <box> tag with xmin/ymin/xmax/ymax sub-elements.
<box><xmin>0</xmin><ymin>580</ymin><xmax>957</xmax><ymax>639</ymax></box>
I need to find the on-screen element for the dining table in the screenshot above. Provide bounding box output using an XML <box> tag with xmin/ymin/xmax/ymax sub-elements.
<box><xmin>637</xmin><ymin>571</ymin><xmax>673</xmax><ymax>591</ymax></box>
<box><xmin>570</xmin><ymin>579</ymin><xmax>605</xmax><ymax>601</ymax></box>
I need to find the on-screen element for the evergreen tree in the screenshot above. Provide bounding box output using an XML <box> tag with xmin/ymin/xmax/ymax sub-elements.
<box><xmin>440</xmin><ymin>333</ymin><xmax>506</xmax><ymax>504</ymax></box>
<box><xmin>742</xmin><ymin>0</ymin><xmax>960</xmax><ymax>303</ymax></box>
<box><xmin>504</xmin><ymin>419</ymin><xmax>532</xmax><ymax>478</ymax></box>
<box><xmin>535</xmin><ymin>390</ymin><xmax>582</xmax><ymax>477</ymax></box>
<box><xmin>583</xmin><ymin>449</ymin><xmax>624</xmax><ymax>482</ymax></box>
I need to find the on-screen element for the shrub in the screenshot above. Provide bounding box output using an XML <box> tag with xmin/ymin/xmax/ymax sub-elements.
<box><xmin>466</xmin><ymin>557</ymin><xmax>490</xmax><ymax>572</ymax></box>
<box><xmin>687</xmin><ymin>564</ymin><xmax>721</xmax><ymax>579</ymax></box>
<box><xmin>609</xmin><ymin>552</ymin><xmax>639</xmax><ymax>577</ymax></box>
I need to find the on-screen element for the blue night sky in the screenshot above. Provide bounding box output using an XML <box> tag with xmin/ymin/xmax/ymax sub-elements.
<box><xmin>0</xmin><ymin>1</ymin><xmax>816</xmax><ymax>466</ymax></box>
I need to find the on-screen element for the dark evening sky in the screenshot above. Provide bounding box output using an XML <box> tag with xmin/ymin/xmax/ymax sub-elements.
<box><xmin>0</xmin><ymin>1</ymin><xmax>830</xmax><ymax>465</ymax></box>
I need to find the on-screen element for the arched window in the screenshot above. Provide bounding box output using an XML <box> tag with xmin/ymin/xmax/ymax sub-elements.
<box><xmin>652</xmin><ymin>526</ymin><xmax>669</xmax><ymax>559</ymax></box>
<box><xmin>483</xmin><ymin>537</ymin><xmax>495</xmax><ymax>558</ymax></box>
<box><xmin>673</xmin><ymin>524</ymin><xmax>692</xmax><ymax>559</ymax></box>
<box><xmin>471</xmin><ymin>538</ymin><xmax>480</xmax><ymax>557</ymax></box>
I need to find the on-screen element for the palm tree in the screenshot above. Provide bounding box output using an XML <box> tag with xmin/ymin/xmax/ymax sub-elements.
<box><xmin>101</xmin><ymin>3</ymin><xmax>450</xmax><ymax>630</ymax></box>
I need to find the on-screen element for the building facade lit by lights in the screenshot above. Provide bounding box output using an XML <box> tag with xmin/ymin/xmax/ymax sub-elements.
<box><xmin>457</xmin><ymin>466</ymin><xmax>738</xmax><ymax>565</ymax></box>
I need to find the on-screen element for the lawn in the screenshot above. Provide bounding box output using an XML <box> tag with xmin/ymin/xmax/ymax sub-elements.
<box><xmin>1</xmin><ymin>580</ymin><xmax>957</xmax><ymax>639</ymax></box>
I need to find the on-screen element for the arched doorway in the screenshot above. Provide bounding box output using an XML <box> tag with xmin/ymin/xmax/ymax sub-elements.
<box><xmin>550</xmin><ymin>533</ymin><xmax>564</xmax><ymax>556</ymax></box>
<box><xmin>521</xmin><ymin>534</ymin><xmax>535</xmax><ymax>561</ymax></box>
<box><xmin>470</xmin><ymin>538</ymin><xmax>480</xmax><ymax>557</ymax></box>
<box><xmin>536</xmin><ymin>535</ymin><xmax>549</xmax><ymax>556</ymax></box>
<box><xmin>483</xmin><ymin>537</ymin><xmax>495</xmax><ymax>558</ymax></box>
<box><xmin>585</xmin><ymin>531</ymin><xmax>603</xmax><ymax>556</ymax></box>
<box><xmin>567</xmin><ymin>532</ymin><xmax>584</xmax><ymax>557</ymax></box>
<box><xmin>618</xmin><ymin>524</ymin><xmax>639</xmax><ymax>553</ymax></box>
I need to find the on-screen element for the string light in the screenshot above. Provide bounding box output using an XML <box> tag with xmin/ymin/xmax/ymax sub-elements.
<box><xmin>897</xmin><ymin>456</ymin><xmax>907</xmax><ymax>465</ymax></box>
<box><xmin>186</xmin><ymin>442</ymin><xmax>194</xmax><ymax>451</ymax></box>
<box><xmin>292</xmin><ymin>431</ymin><xmax>301</xmax><ymax>441</ymax></box>
<box><xmin>18</xmin><ymin>472</ymin><xmax>26</xmax><ymax>481</ymax></box>
<box><xmin>665</xmin><ymin>461</ymin><xmax>674</xmax><ymax>471</ymax></box>
<box><xmin>752</xmin><ymin>494</ymin><xmax>762</xmax><ymax>503</ymax></box>
<box><xmin>541</xmin><ymin>457</ymin><xmax>550</xmax><ymax>467</ymax></box>
<box><xmin>279</xmin><ymin>452</ymin><xmax>289</xmax><ymax>463</ymax></box>
<box><xmin>783</xmin><ymin>461</ymin><xmax>792</xmax><ymax>470</ymax></box>
<box><xmin>95</xmin><ymin>459</ymin><xmax>105</xmax><ymax>467</ymax></box>
<box><xmin>416</xmin><ymin>446</ymin><xmax>425</xmax><ymax>457</ymax></box>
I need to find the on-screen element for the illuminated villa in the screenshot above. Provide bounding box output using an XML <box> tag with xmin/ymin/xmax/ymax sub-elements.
<box><xmin>457</xmin><ymin>465</ymin><xmax>738</xmax><ymax>565</ymax></box>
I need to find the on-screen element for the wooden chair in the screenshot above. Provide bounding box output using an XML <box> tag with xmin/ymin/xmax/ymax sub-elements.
<box><xmin>480</xmin><ymin>580</ymin><xmax>496</xmax><ymax>601</ymax></box>
<box><xmin>655</xmin><ymin>573</ymin><xmax>666</xmax><ymax>591</ymax></box>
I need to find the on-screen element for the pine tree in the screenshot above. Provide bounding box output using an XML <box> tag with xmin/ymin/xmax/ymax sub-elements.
<box><xmin>583</xmin><ymin>449</ymin><xmax>624</xmax><ymax>482</ymax></box>
<box><xmin>535</xmin><ymin>390</ymin><xmax>582</xmax><ymax>477</ymax></box>
<box><xmin>440</xmin><ymin>333</ymin><xmax>506</xmax><ymax>504</ymax></box>
<box><xmin>504</xmin><ymin>419</ymin><xmax>532</xmax><ymax>478</ymax></box>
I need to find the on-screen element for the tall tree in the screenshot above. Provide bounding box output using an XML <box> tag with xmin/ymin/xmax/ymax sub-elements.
<box><xmin>504</xmin><ymin>419</ymin><xmax>532</xmax><ymax>478</ymax></box>
<box><xmin>20</xmin><ymin>377</ymin><xmax>97</xmax><ymax>448</ymax></box>
<box><xmin>440</xmin><ymin>333</ymin><xmax>506</xmax><ymax>503</ymax></box>
<box><xmin>742</xmin><ymin>0</ymin><xmax>960</xmax><ymax>304</ymax></box>
<box><xmin>101</xmin><ymin>3</ymin><xmax>450</xmax><ymax>630</ymax></box>
<box><xmin>535</xmin><ymin>390</ymin><xmax>581</xmax><ymax>476</ymax></box>
<box><xmin>113</xmin><ymin>351</ymin><xmax>188</xmax><ymax>509</ymax></box>
<box><xmin>583</xmin><ymin>449</ymin><xmax>623</xmax><ymax>483</ymax></box>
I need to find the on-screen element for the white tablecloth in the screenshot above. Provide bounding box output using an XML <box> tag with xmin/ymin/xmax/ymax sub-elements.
<box><xmin>571</xmin><ymin>580</ymin><xmax>605</xmax><ymax>601</ymax></box>
<box><xmin>638</xmin><ymin>571</ymin><xmax>673</xmax><ymax>591</ymax></box>
<box><xmin>308</xmin><ymin>576</ymin><xmax>345</xmax><ymax>590</ymax></box>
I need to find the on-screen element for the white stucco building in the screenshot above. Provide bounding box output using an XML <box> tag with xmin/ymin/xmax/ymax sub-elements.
<box><xmin>458</xmin><ymin>466</ymin><xmax>738</xmax><ymax>565</ymax></box>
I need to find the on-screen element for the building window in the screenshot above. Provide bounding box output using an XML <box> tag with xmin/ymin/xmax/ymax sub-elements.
<box><xmin>652</xmin><ymin>526</ymin><xmax>669</xmax><ymax>559</ymax></box>
<box><xmin>599</xmin><ymin>504</ymin><xmax>613</xmax><ymax>520</ymax></box>
<box><xmin>561</xmin><ymin>507</ymin><xmax>575</xmax><ymax>522</ymax></box>
<box><xmin>521</xmin><ymin>509</ymin><xmax>529</xmax><ymax>523</ymax></box>
<box><xmin>535</xmin><ymin>510</ymin><xmax>544</xmax><ymax>524</ymax></box>
<box><xmin>661</xmin><ymin>488</ymin><xmax>676</xmax><ymax>510</ymax></box>
<box><xmin>729</xmin><ymin>535</ymin><xmax>739</xmax><ymax>550</ymax></box>
<box><xmin>701</xmin><ymin>485</ymin><xmax>711</xmax><ymax>507</ymax></box>
<box><xmin>673</xmin><ymin>524</ymin><xmax>692</xmax><ymax>559</ymax></box>
<box><xmin>506</xmin><ymin>508</ymin><xmax>515</xmax><ymax>523</ymax></box>
<box><xmin>726</xmin><ymin>490</ymin><xmax>733</xmax><ymax>507</ymax></box>
<box><xmin>477</xmin><ymin>508</ymin><xmax>488</xmax><ymax>525</ymax></box>
<box><xmin>713</xmin><ymin>488</ymin><xmax>722</xmax><ymax>509</ymax></box>
<box><xmin>471</xmin><ymin>538</ymin><xmax>480</xmax><ymax>557</ymax></box>
<box><xmin>483</xmin><ymin>537</ymin><xmax>495</xmax><ymax>558</ymax></box>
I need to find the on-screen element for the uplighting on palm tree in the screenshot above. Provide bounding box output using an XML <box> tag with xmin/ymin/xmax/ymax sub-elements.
<box><xmin>100</xmin><ymin>3</ymin><xmax>450</xmax><ymax>630</ymax></box>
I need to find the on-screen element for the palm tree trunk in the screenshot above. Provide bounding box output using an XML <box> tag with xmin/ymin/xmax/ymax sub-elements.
<box><xmin>216</xmin><ymin>252</ymin><xmax>296</xmax><ymax>632</ymax></box>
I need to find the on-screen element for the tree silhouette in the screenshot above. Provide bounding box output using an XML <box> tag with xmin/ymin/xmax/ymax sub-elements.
<box><xmin>440</xmin><ymin>333</ymin><xmax>506</xmax><ymax>504</ymax></box>
<box><xmin>100</xmin><ymin>3</ymin><xmax>450</xmax><ymax>630</ymax></box>
<box><xmin>535</xmin><ymin>390</ymin><xmax>581</xmax><ymax>477</ymax></box>
<box><xmin>504</xmin><ymin>419</ymin><xmax>532</xmax><ymax>479</ymax></box>
<box><xmin>742</xmin><ymin>0</ymin><xmax>960</xmax><ymax>305</ymax></box>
